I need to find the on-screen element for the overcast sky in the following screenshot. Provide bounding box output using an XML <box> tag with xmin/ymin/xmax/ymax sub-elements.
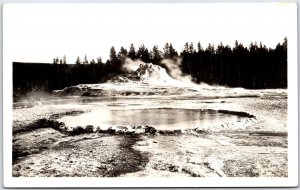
<box><xmin>4</xmin><ymin>3</ymin><xmax>294</xmax><ymax>63</ymax></box>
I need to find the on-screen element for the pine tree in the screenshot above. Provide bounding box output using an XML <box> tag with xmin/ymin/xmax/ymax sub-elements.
<box><xmin>110</xmin><ymin>46</ymin><xmax>122</xmax><ymax>72</ymax></box>
<box><xmin>169</xmin><ymin>43</ymin><xmax>178</xmax><ymax>57</ymax></box>
<box><xmin>150</xmin><ymin>45</ymin><xmax>162</xmax><ymax>65</ymax></box>
<box><xmin>63</xmin><ymin>55</ymin><xmax>67</xmax><ymax>64</ymax></box>
<box><xmin>163</xmin><ymin>43</ymin><xmax>170</xmax><ymax>58</ymax></box>
<box><xmin>90</xmin><ymin>59</ymin><xmax>96</xmax><ymax>64</ymax></box>
<box><xmin>188</xmin><ymin>42</ymin><xmax>194</xmax><ymax>54</ymax></box>
<box><xmin>110</xmin><ymin>46</ymin><xmax>118</xmax><ymax>65</ymax></box>
<box><xmin>128</xmin><ymin>43</ymin><xmax>136</xmax><ymax>60</ymax></box>
<box><xmin>84</xmin><ymin>54</ymin><xmax>88</xmax><ymax>64</ymax></box>
<box><xmin>55</xmin><ymin>57</ymin><xmax>59</xmax><ymax>64</ymax></box>
<box><xmin>197</xmin><ymin>42</ymin><xmax>203</xmax><ymax>53</ymax></box>
<box><xmin>75</xmin><ymin>56</ymin><xmax>81</xmax><ymax>65</ymax></box>
<box><xmin>137</xmin><ymin>44</ymin><xmax>150</xmax><ymax>63</ymax></box>
<box><xmin>118</xmin><ymin>47</ymin><xmax>128</xmax><ymax>63</ymax></box>
<box><xmin>97</xmin><ymin>57</ymin><xmax>103</xmax><ymax>64</ymax></box>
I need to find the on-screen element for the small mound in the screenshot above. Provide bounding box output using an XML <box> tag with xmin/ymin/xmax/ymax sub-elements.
<box><xmin>52</xmin><ymin>86</ymin><xmax>82</xmax><ymax>96</ymax></box>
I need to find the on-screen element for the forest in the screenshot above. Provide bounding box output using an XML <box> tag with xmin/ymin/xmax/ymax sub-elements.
<box><xmin>13</xmin><ymin>38</ymin><xmax>287</xmax><ymax>98</ymax></box>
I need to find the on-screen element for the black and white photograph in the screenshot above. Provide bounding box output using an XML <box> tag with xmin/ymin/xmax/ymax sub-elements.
<box><xmin>2</xmin><ymin>3</ymin><xmax>298</xmax><ymax>188</ymax></box>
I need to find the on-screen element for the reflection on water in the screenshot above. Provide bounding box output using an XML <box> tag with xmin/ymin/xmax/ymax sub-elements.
<box><xmin>58</xmin><ymin>108</ymin><xmax>247</xmax><ymax>130</ymax></box>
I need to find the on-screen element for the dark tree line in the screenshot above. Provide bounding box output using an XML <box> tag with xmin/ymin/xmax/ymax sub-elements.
<box><xmin>13</xmin><ymin>62</ymin><xmax>117</xmax><ymax>100</ymax></box>
<box><xmin>13</xmin><ymin>38</ymin><xmax>287</xmax><ymax>100</ymax></box>
<box><xmin>53</xmin><ymin>55</ymin><xmax>67</xmax><ymax>64</ymax></box>
<box><xmin>180</xmin><ymin>39</ymin><xmax>287</xmax><ymax>88</ymax></box>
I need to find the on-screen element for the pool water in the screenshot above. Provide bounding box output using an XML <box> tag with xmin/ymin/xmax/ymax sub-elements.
<box><xmin>58</xmin><ymin>108</ymin><xmax>247</xmax><ymax>130</ymax></box>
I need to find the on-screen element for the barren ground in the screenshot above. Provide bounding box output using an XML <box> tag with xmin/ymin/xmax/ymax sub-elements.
<box><xmin>12</xmin><ymin>89</ymin><xmax>287</xmax><ymax>177</ymax></box>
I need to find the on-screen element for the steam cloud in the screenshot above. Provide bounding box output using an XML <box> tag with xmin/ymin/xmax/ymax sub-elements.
<box><xmin>161</xmin><ymin>58</ymin><xmax>193</xmax><ymax>83</ymax></box>
<box><xmin>121</xmin><ymin>57</ymin><xmax>194</xmax><ymax>83</ymax></box>
<box><xmin>122</xmin><ymin>58</ymin><xmax>146</xmax><ymax>72</ymax></box>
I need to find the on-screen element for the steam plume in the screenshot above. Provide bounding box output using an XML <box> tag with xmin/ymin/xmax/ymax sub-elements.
<box><xmin>161</xmin><ymin>58</ymin><xmax>193</xmax><ymax>83</ymax></box>
<box><xmin>122</xmin><ymin>58</ymin><xmax>146</xmax><ymax>72</ymax></box>
<box><xmin>121</xmin><ymin>57</ymin><xmax>194</xmax><ymax>84</ymax></box>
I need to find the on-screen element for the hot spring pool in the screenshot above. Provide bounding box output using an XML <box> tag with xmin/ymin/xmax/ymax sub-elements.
<box><xmin>57</xmin><ymin>108</ymin><xmax>250</xmax><ymax>130</ymax></box>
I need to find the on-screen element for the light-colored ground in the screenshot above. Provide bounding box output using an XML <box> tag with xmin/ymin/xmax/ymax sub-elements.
<box><xmin>120</xmin><ymin>95</ymin><xmax>288</xmax><ymax>177</ymax></box>
<box><xmin>12</xmin><ymin>89</ymin><xmax>287</xmax><ymax>177</ymax></box>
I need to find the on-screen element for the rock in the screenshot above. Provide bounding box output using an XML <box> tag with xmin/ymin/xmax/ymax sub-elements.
<box><xmin>116</xmin><ymin>126</ymin><xmax>128</xmax><ymax>130</ymax></box>
<box><xmin>54</xmin><ymin>86</ymin><xmax>82</xmax><ymax>96</ymax></box>
<box><xmin>158</xmin><ymin>130</ymin><xmax>182</xmax><ymax>136</ymax></box>
<box><xmin>145</xmin><ymin>126</ymin><xmax>157</xmax><ymax>135</ymax></box>
<box><xmin>70</xmin><ymin>126</ymin><xmax>86</xmax><ymax>135</ymax></box>
<box><xmin>134</xmin><ymin>126</ymin><xmax>143</xmax><ymax>129</ymax></box>
<box><xmin>15</xmin><ymin>165</ymin><xmax>21</xmax><ymax>171</ymax></box>
<box><xmin>85</xmin><ymin>125</ymin><xmax>94</xmax><ymax>133</ymax></box>
<box><xmin>115</xmin><ymin>130</ymin><xmax>125</xmax><ymax>135</ymax></box>
<box><xmin>81</xmin><ymin>89</ymin><xmax>107</xmax><ymax>97</ymax></box>
<box><xmin>107</xmin><ymin>127</ymin><xmax>116</xmax><ymax>134</ymax></box>
<box><xmin>194</xmin><ymin>128</ymin><xmax>209</xmax><ymax>134</ymax></box>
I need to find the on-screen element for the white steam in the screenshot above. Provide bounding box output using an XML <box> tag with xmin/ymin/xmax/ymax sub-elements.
<box><xmin>121</xmin><ymin>58</ymin><xmax>175</xmax><ymax>83</ymax></box>
<box><xmin>161</xmin><ymin>58</ymin><xmax>193</xmax><ymax>83</ymax></box>
<box><xmin>122</xmin><ymin>58</ymin><xmax>145</xmax><ymax>72</ymax></box>
<box><xmin>122</xmin><ymin>57</ymin><xmax>194</xmax><ymax>84</ymax></box>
